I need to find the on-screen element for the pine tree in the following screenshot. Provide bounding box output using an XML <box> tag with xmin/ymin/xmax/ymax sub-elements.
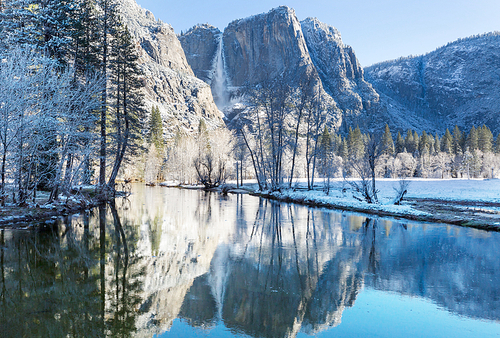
<box><xmin>478</xmin><ymin>125</ymin><xmax>493</xmax><ymax>153</ymax></box>
<box><xmin>434</xmin><ymin>132</ymin><xmax>441</xmax><ymax>154</ymax></box>
<box><xmin>495</xmin><ymin>133</ymin><xmax>500</xmax><ymax>154</ymax></box>
<box><xmin>427</xmin><ymin>134</ymin><xmax>435</xmax><ymax>154</ymax></box>
<box><xmin>0</xmin><ymin>0</ymin><xmax>78</xmax><ymax>62</ymax></box>
<box><xmin>0</xmin><ymin>0</ymin><xmax>38</xmax><ymax>51</ymax></box>
<box><xmin>348</xmin><ymin>126</ymin><xmax>364</xmax><ymax>159</ymax></box>
<box><xmin>96</xmin><ymin>0</ymin><xmax>120</xmax><ymax>194</ymax></box>
<box><xmin>34</xmin><ymin>0</ymin><xmax>79</xmax><ymax>63</ymax></box>
<box><xmin>412</xmin><ymin>130</ymin><xmax>420</xmax><ymax>155</ymax></box>
<box><xmin>420</xmin><ymin>130</ymin><xmax>431</xmax><ymax>154</ymax></box>
<box><xmin>404</xmin><ymin>130</ymin><xmax>414</xmax><ymax>153</ymax></box>
<box><xmin>148</xmin><ymin>106</ymin><xmax>164</xmax><ymax>150</ymax></box>
<box><xmin>73</xmin><ymin>0</ymin><xmax>101</xmax><ymax>75</ymax></box>
<box><xmin>381</xmin><ymin>124</ymin><xmax>394</xmax><ymax>155</ymax></box>
<box><xmin>465</xmin><ymin>126</ymin><xmax>478</xmax><ymax>151</ymax></box>
<box><xmin>441</xmin><ymin>129</ymin><xmax>453</xmax><ymax>154</ymax></box>
<box><xmin>452</xmin><ymin>125</ymin><xmax>463</xmax><ymax>155</ymax></box>
<box><xmin>395</xmin><ymin>131</ymin><xmax>405</xmax><ymax>153</ymax></box>
<box><xmin>318</xmin><ymin>126</ymin><xmax>332</xmax><ymax>155</ymax></box>
<box><xmin>108</xmin><ymin>24</ymin><xmax>145</xmax><ymax>188</ymax></box>
<box><xmin>318</xmin><ymin>126</ymin><xmax>332</xmax><ymax>177</ymax></box>
<box><xmin>340</xmin><ymin>137</ymin><xmax>348</xmax><ymax>159</ymax></box>
<box><xmin>331</xmin><ymin>133</ymin><xmax>341</xmax><ymax>156</ymax></box>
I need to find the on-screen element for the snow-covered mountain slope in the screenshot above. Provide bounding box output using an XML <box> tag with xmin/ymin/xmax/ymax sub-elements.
<box><xmin>300</xmin><ymin>18</ymin><xmax>379</xmax><ymax>117</ymax></box>
<box><xmin>365</xmin><ymin>33</ymin><xmax>500</xmax><ymax>134</ymax></box>
<box><xmin>117</xmin><ymin>0</ymin><xmax>223</xmax><ymax>137</ymax></box>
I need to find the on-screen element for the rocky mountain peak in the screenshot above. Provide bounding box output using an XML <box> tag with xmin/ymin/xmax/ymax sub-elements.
<box><xmin>116</xmin><ymin>0</ymin><xmax>224</xmax><ymax>137</ymax></box>
<box><xmin>301</xmin><ymin>17</ymin><xmax>343</xmax><ymax>46</ymax></box>
<box><xmin>223</xmin><ymin>6</ymin><xmax>313</xmax><ymax>88</ymax></box>
<box><xmin>178</xmin><ymin>24</ymin><xmax>221</xmax><ymax>84</ymax></box>
<box><xmin>365</xmin><ymin>32</ymin><xmax>500</xmax><ymax>133</ymax></box>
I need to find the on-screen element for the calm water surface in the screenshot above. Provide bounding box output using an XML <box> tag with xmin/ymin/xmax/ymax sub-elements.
<box><xmin>1</xmin><ymin>185</ymin><xmax>499</xmax><ymax>337</ymax></box>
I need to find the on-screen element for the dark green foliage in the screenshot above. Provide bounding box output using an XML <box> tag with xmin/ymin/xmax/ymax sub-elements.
<box><xmin>108</xmin><ymin>24</ymin><xmax>145</xmax><ymax>187</ymax></box>
<box><xmin>452</xmin><ymin>125</ymin><xmax>464</xmax><ymax>155</ymax></box>
<box><xmin>348</xmin><ymin>126</ymin><xmax>364</xmax><ymax>159</ymax></box>
<box><xmin>434</xmin><ymin>133</ymin><xmax>440</xmax><ymax>154</ymax></box>
<box><xmin>495</xmin><ymin>134</ymin><xmax>500</xmax><ymax>154</ymax></box>
<box><xmin>381</xmin><ymin>124</ymin><xmax>394</xmax><ymax>155</ymax></box>
<box><xmin>478</xmin><ymin>125</ymin><xmax>493</xmax><ymax>153</ymax></box>
<box><xmin>148</xmin><ymin>106</ymin><xmax>164</xmax><ymax>150</ymax></box>
<box><xmin>418</xmin><ymin>130</ymin><xmax>428</xmax><ymax>154</ymax></box>
<box><xmin>441</xmin><ymin>129</ymin><xmax>453</xmax><ymax>153</ymax></box>
<box><xmin>465</xmin><ymin>126</ymin><xmax>478</xmax><ymax>151</ymax></box>
<box><xmin>395</xmin><ymin>131</ymin><xmax>405</xmax><ymax>153</ymax></box>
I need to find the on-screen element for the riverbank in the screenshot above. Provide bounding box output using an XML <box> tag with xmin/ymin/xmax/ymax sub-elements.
<box><xmin>0</xmin><ymin>186</ymin><xmax>127</xmax><ymax>228</ymax></box>
<box><xmin>234</xmin><ymin>178</ymin><xmax>500</xmax><ymax>232</ymax></box>
<box><xmin>0</xmin><ymin>199</ymin><xmax>100</xmax><ymax>228</ymax></box>
<box><xmin>3</xmin><ymin>179</ymin><xmax>500</xmax><ymax>232</ymax></box>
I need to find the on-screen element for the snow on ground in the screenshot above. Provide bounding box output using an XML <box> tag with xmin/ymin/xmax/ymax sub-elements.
<box><xmin>224</xmin><ymin>178</ymin><xmax>500</xmax><ymax>223</ymax></box>
<box><xmin>232</xmin><ymin>178</ymin><xmax>500</xmax><ymax>203</ymax></box>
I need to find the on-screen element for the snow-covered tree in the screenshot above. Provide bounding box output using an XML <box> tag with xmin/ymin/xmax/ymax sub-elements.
<box><xmin>0</xmin><ymin>46</ymin><xmax>103</xmax><ymax>204</ymax></box>
<box><xmin>108</xmin><ymin>24</ymin><xmax>145</xmax><ymax>189</ymax></box>
<box><xmin>194</xmin><ymin>122</ymin><xmax>233</xmax><ymax>189</ymax></box>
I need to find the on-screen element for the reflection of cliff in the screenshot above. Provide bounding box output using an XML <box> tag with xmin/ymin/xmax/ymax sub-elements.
<box><xmin>116</xmin><ymin>186</ymin><xmax>237</xmax><ymax>337</ymax></box>
<box><xmin>180</xmin><ymin>201</ymin><xmax>366</xmax><ymax>338</ymax></box>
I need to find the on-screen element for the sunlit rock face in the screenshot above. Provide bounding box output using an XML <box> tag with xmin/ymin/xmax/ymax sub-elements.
<box><xmin>365</xmin><ymin>33</ymin><xmax>500</xmax><ymax>134</ymax></box>
<box><xmin>116</xmin><ymin>0</ymin><xmax>224</xmax><ymax>137</ymax></box>
<box><xmin>300</xmin><ymin>18</ymin><xmax>379</xmax><ymax>118</ymax></box>
<box><xmin>178</xmin><ymin>24</ymin><xmax>221</xmax><ymax>84</ymax></box>
<box><xmin>177</xmin><ymin>6</ymin><xmax>435</xmax><ymax>132</ymax></box>
<box><xmin>222</xmin><ymin>7</ymin><xmax>314</xmax><ymax>88</ymax></box>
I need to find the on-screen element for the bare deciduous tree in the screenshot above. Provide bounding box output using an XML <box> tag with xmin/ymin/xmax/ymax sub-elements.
<box><xmin>345</xmin><ymin>136</ymin><xmax>385</xmax><ymax>204</ymax></box>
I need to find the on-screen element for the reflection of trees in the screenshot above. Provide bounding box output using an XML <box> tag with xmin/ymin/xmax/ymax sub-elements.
<box><xmin>0</xmin><ymin>220</ymin><xmax>103</xmax><ymax>337</ymax></box>
<box><xmin>106</xmin><ymin>201</ymin><xmax>143</xmax><ymax>337</ymax></box>
<box><xmin>3</xmin><ymin>188</ymin><xmax>500</xmax><ymax>337</ymax></box>
<box><xmin>0</xmin><ymin>203</ymin><xmax>143</xmax><ymax>338</ymax></box>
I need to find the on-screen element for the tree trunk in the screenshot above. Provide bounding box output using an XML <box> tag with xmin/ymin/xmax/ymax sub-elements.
<box><xmin>99</xmin><ymin>1</ymin><xmax>109</xmax><ymax>197</ymax></box>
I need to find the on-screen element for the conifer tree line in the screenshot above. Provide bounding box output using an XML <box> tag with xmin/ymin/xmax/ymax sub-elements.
<box><xmin>0</xmin><ymin>0</ymin><xmax>145</xmax><ymax>204</ymax></box>
<box><xmin>317</xmin><ymin>123</ymin><xmax>500</xmax><ymax>181</ymax></box>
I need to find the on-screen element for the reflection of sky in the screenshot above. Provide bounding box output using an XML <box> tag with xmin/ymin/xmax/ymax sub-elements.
<box><xmin>159</xmin><ymin>289</ymin><xmax>500</xmax><ymax>338</ymax></box>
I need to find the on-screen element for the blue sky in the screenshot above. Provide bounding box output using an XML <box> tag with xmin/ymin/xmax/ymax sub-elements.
<box><xmin>135</xmin><ymin>0</ymin><xmax>500</xmax><ymax>66</ymax></box>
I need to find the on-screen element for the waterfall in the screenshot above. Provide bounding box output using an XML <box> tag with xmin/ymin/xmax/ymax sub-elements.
<box><xmin>211</xmin><ymin>34</ymin><xmax>228</xmax><ymax>109</ymax></box>
<box><xmin>208</xmin><ymin>244</ymin><xmax>230</xmax><ymax>320</ymax></box>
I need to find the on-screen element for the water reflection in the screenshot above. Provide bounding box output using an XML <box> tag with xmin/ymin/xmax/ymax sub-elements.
<box><xmin>0</xmin><ymin>185</ymin><xmax>499</xmax><ymax>338</ymax></box>
<box><xmin>0</xmin><ymin>203</ymin><xmax>143</xmax><ymax>338</ymax></box>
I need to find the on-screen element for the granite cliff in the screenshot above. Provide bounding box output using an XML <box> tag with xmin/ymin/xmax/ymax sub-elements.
<box><xmin>118</xmin><ymin>0</ymin><xmax>500</xmax><ymax>136</ymax></box>
<box><xmin>178</xmin><ymin>24</ymin><xmax>221</xmax><ymax>84</ymax></box>
<box><xmin>179</xmin><ymin>7</ymin><xmax>388</xmax><ymax>131</ymax></box>
<box><xmin>117</xmin><ymin>0</ymin><xmax>224</xmax><ymax>138</ymax></box>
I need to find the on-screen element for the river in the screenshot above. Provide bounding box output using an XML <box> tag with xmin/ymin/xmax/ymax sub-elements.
<box><xmin>0</xmin><ymin>185</ymin><xmax>499</xmax><ymax>337</ymax></box>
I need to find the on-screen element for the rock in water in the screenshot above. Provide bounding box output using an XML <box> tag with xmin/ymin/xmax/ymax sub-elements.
<box><xmin>117</xmin><ymin>0</ymin><xmax>224</xmax><ymax>137</ymax></box>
